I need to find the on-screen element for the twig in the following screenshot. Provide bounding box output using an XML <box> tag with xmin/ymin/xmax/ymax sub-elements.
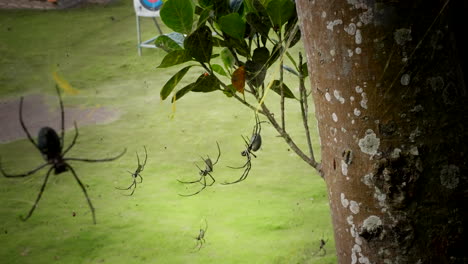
<box><xmin>279</xmin><ymin>32</ymin><xmax>286</xmax><ymax>131</ymax></box>
<box><xmin>260</xmin><ymin>104</ymin><xmax>320</xmax><ymax>171</ymax></box>
<box><xmin>299</xmin><ymin>53</ymin><xmax>316</xmax><ymax>164</ymax></box>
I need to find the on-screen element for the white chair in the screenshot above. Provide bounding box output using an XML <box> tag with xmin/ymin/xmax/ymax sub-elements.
<box><xmin>133</xmin><ymin>0</ymin><xmax>164</xmax><ymax>56</ymax></box>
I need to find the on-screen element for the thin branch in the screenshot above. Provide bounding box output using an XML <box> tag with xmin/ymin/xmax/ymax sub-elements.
<box><xmin>278</xmin><ymin>32</ymin><xmax>286</xmax><ymax>131</ymax></box>
<box><xmin>298</xmin><ymin>53</ymin><xmax>316</xmax><ymax>164</ymax></box>
<box><xmin>260</xmin><ymin>104</ymin><xmax>320</xmax><ymax>171</ymax></box>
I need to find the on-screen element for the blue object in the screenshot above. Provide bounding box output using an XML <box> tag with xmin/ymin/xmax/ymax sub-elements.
<box><xmin>139</xmin><ymin>0</ymin><xmax>163</xmax><ymax>11</ymax></box>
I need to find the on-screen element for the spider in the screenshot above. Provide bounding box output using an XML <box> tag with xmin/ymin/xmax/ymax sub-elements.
<box><xmin>178</xmin><ymin>142</ymin><xmax>220</xmax><ymax>196</ymax></box>
<box><xmin>313</xmin><ymin>236</ymin><xmax>328</xmax><ymax>256</ymax></box>
<box><xmin>115</xmin><ymin>146</ymin><xmax>147</xmax><ymax>196</ymax></box>
<box><xmin>192</xmin><ymin>219</ymin><xmax>208</xmax><ymax>252</ymax></box>
<box><xmin>223</xmin><ymin>113</ymin><xmax>267</xmax><ymax>184</ymax></box>
<box><xmin>0</xmin><ymin>86</ymin><xmax>126</xmax><ymax>224</ymax></box>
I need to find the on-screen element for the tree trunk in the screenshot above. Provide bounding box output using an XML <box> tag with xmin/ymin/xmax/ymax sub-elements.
<box><xmin>296</xmin><ymin>0</ymin><xmax>467</xmax><ymax>263</ymax></box>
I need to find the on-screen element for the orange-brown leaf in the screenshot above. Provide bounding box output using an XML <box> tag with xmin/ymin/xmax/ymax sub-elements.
<box><xmin>231</xmin><ymin>66</ymin><xmax>245</xmax><ymax>94</ymax></box>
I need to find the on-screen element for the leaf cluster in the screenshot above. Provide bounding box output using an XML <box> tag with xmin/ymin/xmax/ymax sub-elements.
<box><xmin>157</xmin><ymin>0</ymin><xmax>307</xmax><ymax>102</ymax></box>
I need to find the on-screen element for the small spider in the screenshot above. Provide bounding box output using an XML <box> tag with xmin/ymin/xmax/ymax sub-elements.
<box><xmin>193</xmin><ymin>219</ymin><xmax>208</xmax><ymax>252</ymax></box>
<box><xmin>313</xmin><ymin>236</ymin><xmax>328</xmax><ymax>256</ymax></box>
<box><xmin>0</xmin><ymin>86</ymin><xmax>126</xmax><ymax>224</ymax></box>
<box><xmin>115</xmin><ymin>146</ymin><xmax>147</xmax><ymax>196</ymax></box>
<box><xmin>178</xmin><ymin>142</ymin><xmax>220</xmax><ymax>196</ymax></box>
<box><xmin>224</xmin><ymin>113</ymin><xmax>266</xmax><ymax>184</ymax></box>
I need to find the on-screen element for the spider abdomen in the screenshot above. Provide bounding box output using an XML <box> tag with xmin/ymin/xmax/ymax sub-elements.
<box><xmin>250</xmin><ymin>134</ymin><xmax>262</xmax><ymax>152</ymax></box>
<box><xmin>37</xmin><ymin>127</ymin><xmax>62</xmax><ymax>161</ymax></box>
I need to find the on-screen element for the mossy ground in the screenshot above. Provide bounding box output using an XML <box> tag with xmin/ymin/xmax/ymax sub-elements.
<box><xmin>0</xmin><ymin>1</ymin><xmax>336</xmax><ymax>263</ymax></box>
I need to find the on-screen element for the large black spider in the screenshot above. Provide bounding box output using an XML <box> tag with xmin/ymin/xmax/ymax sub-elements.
<box><xmin>0</xmin><ymin>86</ymin><xmax>126</xmax><ymax>224</ymax></box>
<box><xmin>192</xmin><ymin>219</ymin><xmax>208</xmax><ymax>252</ymax></box>
<box><xmin>178</xmin><ymin>142</ymin><xmax>220</xmax><ymax>196</ymax></box>
<box><xmin>115</xmin><ymin>146</ymin><xmax>147</xmax><ymax>196</ymax></box>
<box><xmin>223</xmin><ymin>113</ymin><xmax>266</xmax><ymax>184</ymax></box>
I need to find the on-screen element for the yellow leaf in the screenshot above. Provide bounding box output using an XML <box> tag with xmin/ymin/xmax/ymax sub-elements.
<box><xmin>52</xmin><ymin>71</ymin><xmax>79</xmax><ymax>95</ymax></box>
<box><xmin>231</xmin><ymin>66</ymin><xmax>245</xmax><ymax>94</ymax></box>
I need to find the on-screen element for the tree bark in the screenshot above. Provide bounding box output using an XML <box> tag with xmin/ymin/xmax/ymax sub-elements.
<box><xmin>296</xmin><ymin>0</ymin><xmax>468</xmax><ymax>263</ymax></box>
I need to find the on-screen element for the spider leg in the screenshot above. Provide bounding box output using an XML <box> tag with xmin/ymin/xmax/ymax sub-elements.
<box><xmin>179</xmin><ymin>175</ymin><xmax>207</xmax><ymax>196</ymax></box>
<box><xmin>65</xmin><ymin>148</ymin><xmax>127</xmax><ymax>162</ymax></box>
<box><xmin>136</xmin><ymin>151</ymin><xmax>140</xmax><ymax>168</ymax></box>
<box><xmin>192</xmin><ymin>240</ymin><xmax>202</xmax><ymax>252</ymax></box>
<box><xmin>115</xmin><ymin>180</ymin><xmax>136</xmax><ymax>190</ymax></box>
<box><xmin>212</xmin><ymin>141</ymin><xmax>221</xmax><ymax>165</ymax></box>
<box><xmin>62</xmin><ymin>122</ymin><xmax>78</xmax><ymax>156</ymax></box>
<box><xmin>177</xmin><ymin>176</ymin><xmax>203</xmax><ymax>184</ymax></box>
<box><xmin>141</xmin><ymin>146</ymin><xmax>148</xmax><ymax>170</ymax></box>
<box><xmin>206</xmin><ymin>172</ymin><xmax>215</xmax><ymax>186</ymax></box>
<box><xmin>223</xmin><ymin>156</ymin><xmax>252</xmax><ymax>184</ymax></box>
<box><xmin>137</xmin><ymin>174</ymin><xmax>143</xmax><ymax>183</ymax></box>
<box><xmin>320</xmin><ymin>248</ymin><xmax>326</xmax><ymax>256</ymax></box>
<box><xmin>178</xmin><ymin>183</ymin><xmax>206</xmax><ymax>196</ymax></box>
<box><xmin>0</xmin><ymin>159</ymin><xmax>49</xmax><ymax>178</ymax></box>
<box><xmin>66</xmin><ymin>164</ymin><xmax>96</xmax><ymax>224</ymax></box>
<box><xmin>125</xmin><ymin>180</ymin><xmax>137</xmax><ymax>196</ymax></box>
<box><xmin>55</xmin><ymin>85</ymin><xmax>65</xmax><ymax>149</ymax></box>
<box><xmin>20</xmin><ymin>166</ymin><xmax>53</xmax><ymax>221</ymax></box>
<box><xmin>19</xmin><ymin>97</ymin><xmax>40</xmax><ymax>152</ymax></box>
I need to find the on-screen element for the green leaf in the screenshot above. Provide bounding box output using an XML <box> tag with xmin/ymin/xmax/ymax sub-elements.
<box><xmin>212</xmin><ymin>64</ymin><xmax>228</xmax><ymax>76</ymax></box>
<box><xmin>252</xmin><ymin>47</ymin><xmax>269</xmax><ymax>65</ymax></box>
<box><xmin>284</xmin><ymin>15</ymin><xmax>301</xmax><ymax>48</ymax></box>
<box><xmin>160</xmin><ymin>66</ymin><xmax>192</xmax><ymax>100</ymax></box>
<box><xmin>282</xmin><ymin>65</ymin><xmax>299</xmax><ymax>76</ymax></box>
<box><xmin>246</xmin><ymin>12</ymin><xmax>270</xmax><ymax>38</ymax></box>
<box><xmin>192</xmin><ymin>73</ymin><xmax>220</xmax><ymax>92</ymax></box>
<box><xmin>266</xmin><ymin>0</ymin><xmax>295</xmax><ymax>28</ymax></box>
<box><xmin>270</xmin><ymin>80</ymin><xmax>296</xmax><ymax>99</ymax></box>
<box><xmin>172</xmin><ymin>83</ymin><xmax>196</xmax><ymax>102</ymax></box>
<box><xmin>301</xmin><ymin>62</ymin><xmax>309</xmax><ymax>78</ymax></box>
<box><xmin>171</xmin><ymin>73</ymin><xmax>220</xmax><ymax>101</ymax></box>
<box><xmin>155</xmin><ymin>33</ymin><xmax>184</xmax><ymax>53</ymax></box>
<box><xmin>220</xmin><ymin>48</ymin><xmax>235</xmax><ymax>71</ymax></box>
<box><xmin>197</xmin><ymin>7</ymin><xmax>213</xmax><ymax>27</ymax></box>
<box><xmin>160</xmin><ymin>0</ymin><xmax>194</xmax><ymax>34</ymax></box>
<box><xmin>157</xmin><ymin>50</ymin><xmax>192</xmax><ymax>68</ymax></box>
<box><xmin>223</xmin><ymin>84</ymin><xmax>237</xmax><ymax>97</ymax></box>
<box><xmin>218</xmin><ymin>13</ymin><xmax>246</xmax><ymax>40</ymax></box>
<box><xmin>245</xmin><ymin>60</ymin><xmax>266</xmax><ymax>88</ymax></box>
<box><xmin>184</xmin><ymin>25</ymin><xmax>213</xmax><ymax>63</ymax></box>
<box><xmin>268</xmin><ymin>43</ymin><xmax>283</xmax><ymax>67</ymax></box>
<box><xmin>226</xmin><ymin>37</ymin><xmax>249</xmax><ymax>57</ymax></box>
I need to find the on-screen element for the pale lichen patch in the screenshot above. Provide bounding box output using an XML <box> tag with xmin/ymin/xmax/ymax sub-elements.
<box><xmin>394</xmin><ymin>28</ymin><xmax>412</xmax><ymax>45</ymax></box>
<box><xmin>361</xmin><ymin>215</ymin><xmax>383</xmax><ymax>234</ymax></box>
<box><xmin>344</xmin><ymin>23</ymin><xmax>357</xmax><ymax>35</ymax></box>
<box><xmin>354</xmin><ymin>108</ymin><xmax>361</xmax><ymax>116</ymax></box>
<box><xmin>325</xmin><ymin>92</ymin><xmax>332</xmax><ymax>102</ymax></box>
<box><xmin>332</xmin><ymin>113</ymin><xmax>338</xmax><ymax>122</ymax></box>
<box><xmin>341</xmin><ymin>160</ymin><xmax>349</xmax><ymax>176</ymax></box>
<box><xmin>355</xmin><ymin>29</ymin><xmax>362</xmax><ymax>44</ymax></box>
<box><xmin>341</xmin><ymin>193</ymin><xmax>350</xmax><ymax>208</ymax></box>
<box><xmin>390</xmin><ymin>148</ymin><xmax>402</xmax><ymax>159</ymax></box>
<box><xmin>401</xmin><ymin>73</ymin><xmax>411</xmax><ymax>86</ymax></box>
<box><xmin>358</xmin><ymin>129</ymin><xmax>380</xmax><ymax>155</ymax></box>
<box><xmin>355</xmin><ymin>47</ymin><xmax>362</xmax><ymax>54</ymax></box>
<box><xmin>359</xmin><ymin>8</ymin><xmax>373</xmax><ymax>25</ymax></box>
<box><xmin>362</xmin><ymin>173</ymin><xmax>373</xmax><ymax>187</ymax></box>
<box><xmin>349</xmin><ymin>200</ymin><xmax>360</xmax><ymax>214</ymax></box>
<box><xmin>327</xmin><ymin>19</ymin><xmax>343</xmax><ymax>31</ymax></box>
<box><xmin>440</xmin><ymin>164</ymin><xmax>460</xmax><ymax>189</ymax></box>
<box><xmin>360</xmin><ymin>92</ymin><xmax>368</xmax><ymax>109</ymax></box>
<box><xmin>334</xmin><ymin>90</ymin><xmax>345</xmax><ymax>104</ymax></box>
